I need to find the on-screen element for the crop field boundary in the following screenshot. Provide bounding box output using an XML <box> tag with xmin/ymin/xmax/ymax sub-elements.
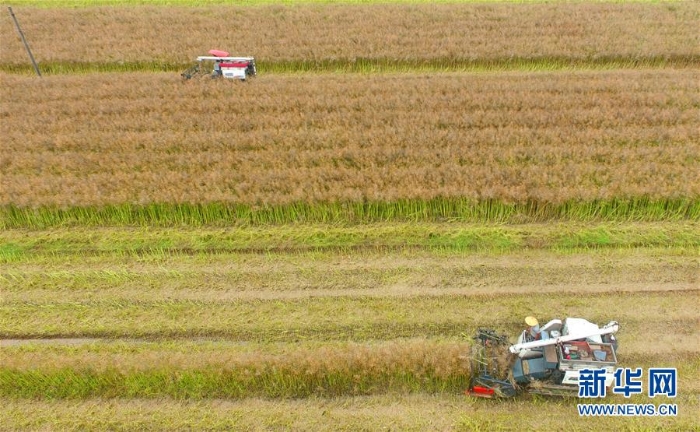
<box><xmin>5</xmin><ymin>0</ymin><xmax>689</xmax><ymax>7</ymax></box>
<box><xmin>2</xmin><ymin>198</ymin><xmax>698</xmax><ymax>228</ymax></box>
<box><xmin>2</xmin><ymin>55</ymin><xmax>699</xmax><ymax>76</ymax></box>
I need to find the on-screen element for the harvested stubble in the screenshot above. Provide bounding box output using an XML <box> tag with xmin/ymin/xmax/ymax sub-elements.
<box><xmin>2</xmin><ymin>396</ymin><xmax>699</xmax><ymax>432</ymax></box>
<box><xmin>2</xmin><ymin>224</ymin><xmax>699</xmax><ymax>304</ymax></box>
<box><xmin>1</xmin><ymin>4</ymin><xmax>698</xmax><ymax>70</ymax></box>
<box><xmin>3</xmin><ymin>291</ymin><xmax>698</xmax><ymax>340</ymax></box>
<box><xmin>3</xmin><ymin>222</ymin><xmax>699</xmax><ymax>261</ymax></box>
<box><xmin>2</xmin><ymin>70</ymin><xmax>698</xmax><ymax>209</ymax></box>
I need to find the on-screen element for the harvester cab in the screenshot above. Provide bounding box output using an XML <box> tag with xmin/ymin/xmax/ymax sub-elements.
<box><xmin>182</xmin><ymin>49</ymin><xmax>256</xmax><ymax>81</ymax></box>
<box><xmin>468</xmin><ymin>317</ymin><xmax>620</xmax><ymax>398</ymax></box>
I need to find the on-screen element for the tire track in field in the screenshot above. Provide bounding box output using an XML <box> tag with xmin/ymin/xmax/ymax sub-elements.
<box><xmin>5</xmin><ymin>283</ymin><xmax>698</xmax><ymax>303</ymax></box>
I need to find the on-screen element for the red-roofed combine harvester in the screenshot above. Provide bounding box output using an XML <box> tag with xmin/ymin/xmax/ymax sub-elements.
<box><xmin>182</xmin><ymin>49</ymin><xmax>256</xmax><ymax>81</ymax></box>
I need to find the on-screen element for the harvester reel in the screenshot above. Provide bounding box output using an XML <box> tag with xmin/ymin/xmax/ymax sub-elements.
<box><xmin>181</xmin><ymin>63</ymin><xmax>201</xmax><ymax>80</ymax></box>
<box><xmin>467</xmin><ymin>328</ymin><xmax>517</xmax><ymax>398</ymax></box>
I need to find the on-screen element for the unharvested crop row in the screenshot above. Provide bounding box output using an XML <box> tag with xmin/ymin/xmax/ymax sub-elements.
<box><xmin>3</xmin><ymin>338</ymin><xmax>696</xmax><ymax>375</ymax></box>
<box><xmin>0</xmin><ymin>340</ymin><xmax>471</xmax><ymax>399</ymax></box>
<box><xmin>2</xmin><ymin>70</ymin><xmax>698</xmax><ymax>208</ymax></box>
<box><xmin>1</xmin><ymin>347</ymin><xmax>697</xmax><ymax>400</ymax></box>
<box><xmin>1</xmin><ymin>4</ymin><xmax>698</xmax><ymax>67</ymax></box>
<box><xmin>3</xmin><ymin>199</ymin><xmax>698</xmax><ymax>228</ymax></box>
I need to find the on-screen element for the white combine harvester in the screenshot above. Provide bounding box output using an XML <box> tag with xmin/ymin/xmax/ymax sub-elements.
<box><xmin>181</xmin><ymin>49</ymin><xmax>256</xmax><ymax>81</ymax></box>
<box><xmin>468</xmin><ymin>317</ymin><xmax>620</xmax><ymax>398</ymax></box>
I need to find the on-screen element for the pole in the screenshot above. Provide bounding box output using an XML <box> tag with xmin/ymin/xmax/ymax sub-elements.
<box><xmin>7</xmin><ymin>7</ymin><xmax>41</xmax><ymax>77</ymax></box>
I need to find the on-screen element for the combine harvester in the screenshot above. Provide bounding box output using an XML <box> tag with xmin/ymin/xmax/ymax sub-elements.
<box><xmin>182</xmin><ymin>49</ymin><xmax>256</xmax><ymax>81</ymax></box>
<box><xmin>468</xmin><ymin>317</ymin><xmax>620</xmax><ymax>398</ymax></box>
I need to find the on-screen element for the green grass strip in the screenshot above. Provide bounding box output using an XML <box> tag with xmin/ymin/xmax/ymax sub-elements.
<box><xmin>1</xmin><ymin>223</ymin><xmax>698</xmax><ymax>263</ymax></box>
<box><xmin>1</xmin><ymin>198</ymin><xmax>697</xmax><ymax>229</ymax></box>
<box><xmin>2</xmin><ymin>55</ymin><xmax>698</xmax><ymax>76</ymax></box>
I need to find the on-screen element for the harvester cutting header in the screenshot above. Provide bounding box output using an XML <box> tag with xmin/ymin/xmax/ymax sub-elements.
<box><xmin>182</xmin><ymin>49</ymin><xmax>256</xmax><ymax>81</ymax></box>
<box><xmin>468</xmin><ymin>316</ymin><xmax>620</xmax><ymax>398</ymax></box>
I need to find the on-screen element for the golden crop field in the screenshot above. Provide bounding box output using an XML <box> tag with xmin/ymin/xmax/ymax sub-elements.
<box><xmin>2</xmin><ymin>70</ymin><xmax>698</xmax><ymax>208</ymax></box>
<box><xmin>1</xmin><ymin>2</ymin><xmax>699</xmax><ymax>431</ymax></box>
<box><xmin>0</xmin><ymin>3</ymin><xmax>698</xmax><ymax>69</ymax></box>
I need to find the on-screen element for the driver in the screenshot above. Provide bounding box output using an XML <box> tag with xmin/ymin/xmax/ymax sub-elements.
<box><xmin>525</xmin><ymin>316</ymin><xmax>541</xmax><ymax>341</ymax></box>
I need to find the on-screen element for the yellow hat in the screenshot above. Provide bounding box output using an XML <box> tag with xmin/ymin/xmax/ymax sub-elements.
<box><xmin>525</xmin><ymin>316</ymin><xmax>539</xmax><ymax>327</ymax></box>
